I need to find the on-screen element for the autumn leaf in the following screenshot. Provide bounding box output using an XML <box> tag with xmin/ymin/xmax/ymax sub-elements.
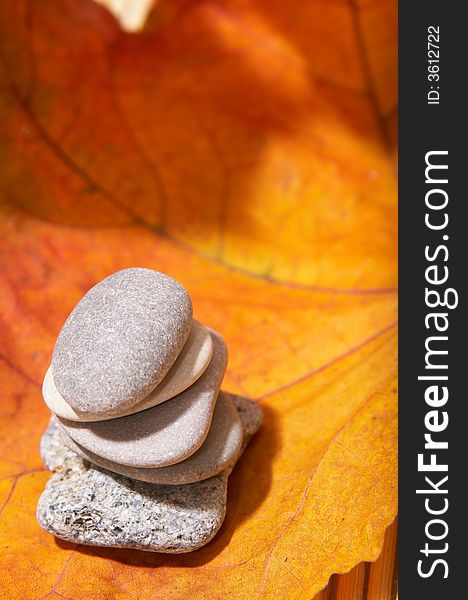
<box><xmin>0</xmin><ymin>0</ymin><xmax>397</xmax><ymax>598</ymax></box>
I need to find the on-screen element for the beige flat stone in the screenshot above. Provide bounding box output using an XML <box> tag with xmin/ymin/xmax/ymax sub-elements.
<box><xmin>60</xmin><ymin>392</ymin><xmax>242</xmax><ymax>484</ymax></box>
<box><xmin>43</xmin><ymin>320</ymin><xmax>213</xmax><ymax>422</ymax></box>
<box><xmin>57</xmin><ymin>329</ymin><xmax>227</xmax><ymax>468</ymax></box>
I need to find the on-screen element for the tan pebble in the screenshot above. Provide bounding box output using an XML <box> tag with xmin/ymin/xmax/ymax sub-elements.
<box><xmin>43</xmin><ymin>320</ymin><xmax>213</xmax><ymax>421</ymax></box>
<box><xmin>60</xmin><ymin>392</ymin><xmax>242</xmax><ymax>484</ymax></box>
<box><xmin>57</xmin><ymin>329</ymin><xmax>227</xmax><ymax>468</ymax></box>
<box><xmin>52</xmin><ymin>268</ymin><xmax>193</xmax><ymax>417</ymax></box>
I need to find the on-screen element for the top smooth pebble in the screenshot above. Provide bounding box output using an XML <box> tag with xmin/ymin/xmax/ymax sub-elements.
<box><xmin>52</xmin><ymin>268</ymin><xmax>193</xmax><ymax>417</ymax></box>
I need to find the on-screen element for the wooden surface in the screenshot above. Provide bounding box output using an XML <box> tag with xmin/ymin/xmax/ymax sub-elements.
<box><xmin>315</xmin><ymin>518</ymin><xmax>398</xmax><ymax>600</ymax></box>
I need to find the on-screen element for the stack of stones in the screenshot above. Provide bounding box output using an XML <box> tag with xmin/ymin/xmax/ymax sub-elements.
<box><xmin>36</xmin><ymin>268</ymin><xmax>262</xmax><ymax>553</ymax></box>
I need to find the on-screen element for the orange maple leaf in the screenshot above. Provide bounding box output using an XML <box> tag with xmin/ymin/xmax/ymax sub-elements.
<box><xmin>0</xmin><ymin>0</ymin><xmax>397</xmax><ymax>598</ymax></box>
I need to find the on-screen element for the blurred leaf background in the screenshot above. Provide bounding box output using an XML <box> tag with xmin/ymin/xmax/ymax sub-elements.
<box><xmin>0</xmin><ymin>1</ymin><xmax>397</xmax><ymax>598</ymax></box>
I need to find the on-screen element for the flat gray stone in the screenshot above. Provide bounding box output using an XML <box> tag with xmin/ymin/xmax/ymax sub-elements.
<box><xmin>44</xmin><ymin>320</ymin><xmax>213</xmax><ymax>422</ymax></box>
<box><xmin>37</xmin><ymin>394</ymin><xmax>262</xmax><ymax>553</ymax></box>
<box><xmin>60</xmin><ymin>392</ymin><xmax>243</xmax><ymax>484</ymax></box>
<box><xmin>52</xmin><ymin>268</ymin><xmax>193</xmax><ymax>417</ymax></box>
<box><xmin>57</xmin><ymin>330</ymin><xmax>227</xmax><ymax>468</ymax></box>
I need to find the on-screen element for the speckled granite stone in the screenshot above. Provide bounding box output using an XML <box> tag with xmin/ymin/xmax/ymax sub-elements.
<box><xmin>57</xmin><ymin>330</ymin><xmax>227</xmax><ymax>468</ymax></box>
<box><xmin>44</xmin><ymin>321</ymin><xmax>213</xmax><ymax>422</ymax></box>
<box><xmin>52</xmin><ymin>268</ymin><xmax>193</xmax><ymax>417</ymax></box>
<box><xmin>36</xmin><ymin>394</ymin><xmax>262</xmax><ymax>553</ymax></box>
<box><xmin>60</xmin><ymin>392</ymin><xmax>243</xmax><ymax>485</ymax></box>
